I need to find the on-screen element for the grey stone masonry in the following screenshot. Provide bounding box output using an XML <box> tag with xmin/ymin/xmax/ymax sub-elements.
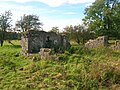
<box><xmin>85</xmin><ymin>36</ymin><xmax>108</xmax><ymax>48</ymax></box>
<box><xmin>85</xmin><ymin>36</ymin><xmax>120</xmax><ymax>50</ymax></box>
<box><xmin>111</xmin><ymin>40</ymin><xmax>120</xmax><ymax>50</ymax></box>
<box><xmin>39</xmin><ymin>48</ymin><xmax>54</xmax><ymax>59</ymax></box>
<box><xmin>21</xmin><ymin>30</ymin><xmax>70</xmax><ymax>55</ymax></box>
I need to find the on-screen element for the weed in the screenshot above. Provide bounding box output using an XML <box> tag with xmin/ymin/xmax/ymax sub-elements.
<box><xmin>0</xmin><ymin>40</ymin><xmax>120</xmax><ymax>89</ymax></box>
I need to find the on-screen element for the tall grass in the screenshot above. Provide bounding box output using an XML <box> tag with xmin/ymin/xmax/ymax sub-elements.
<box><xmin>0</xmin><ymin>40</ymin><xmax>120</xmax><ymax>90</ymax></box>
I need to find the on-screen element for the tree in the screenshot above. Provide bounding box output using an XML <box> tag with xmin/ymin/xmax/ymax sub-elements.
<box><xmin>0</xmin><ymin>11</ymin><xmax>12</xmax><ymax>46</ymax></box>
<box><xmin>63</xmin><ymin>25</ymin><xmax>74</xmax><ymax>42</ymax></box>
<box><xmin>49</xmin><ymin>27</ymin><xmax>59</xmax><ymax>34</ymax></box>
<box><xmin>73</xmin><ymin>25</ymin><xmax>91</xmax><ymax>44</ymax></box>
<box><xmin>83</xmin><ymin>0</ymin><xmax>120</xmax><ymax>38</ymax></box>
<box><xmin>16</xmin><ymin>14</ymin><xmax>43</xmax><ymax>32</ymax></box>
<box><xmin>64</xmin><ymin>25</ymin><xmax>91</xmax><ymax>44</ymax></box>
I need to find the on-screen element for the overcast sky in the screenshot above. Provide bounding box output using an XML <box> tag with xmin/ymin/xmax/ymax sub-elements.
<box><xmin>0</xmin><ymin>0</ymin><xmax>95</xmax><ymax>31</ymax></box>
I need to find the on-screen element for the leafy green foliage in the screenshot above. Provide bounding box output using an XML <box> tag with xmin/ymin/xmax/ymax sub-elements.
<box><xmin>49</xmin><ymin>27</ymin><xmax>59</xmax><ymax>34</ymax></box>
<box><xmin>16</xmin><ymin>14</ymin><xmax>43</xmax><ymax>32</ymax></box>
<box><xmin>83</xmin><ymin>0</ymin><xmax>120</xmax><ymax>38</ymax></box>
<box><xmin>64</xmin><ymin>25</ymin><xmax>92</xmax><ymax>44</ymax></box>
<box><xmin>0</xmin><ymin>10</ymin><xmax>12</xmax><ymax>46</ymax></box>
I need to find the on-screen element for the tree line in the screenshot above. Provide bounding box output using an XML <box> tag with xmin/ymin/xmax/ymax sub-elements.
<box><xmin>0</xmin><ymin>11</ymin><xmax>43</xmax><ymax>46</ymax></box>
<box><xmin>51</xmin><ymin>0</ymin><xmax>120</xmax><ymax>44</ymax></box>
<box><xmin>0</xmin><ymin>0</ymin><xmax>120</xmax><ymax>46</ymax></box>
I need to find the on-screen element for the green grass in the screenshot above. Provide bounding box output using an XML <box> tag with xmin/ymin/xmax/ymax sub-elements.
<box><xmin>0</xmin><ymin>40</ymin><xmax>120</xmax><ymax>90</ymax></box>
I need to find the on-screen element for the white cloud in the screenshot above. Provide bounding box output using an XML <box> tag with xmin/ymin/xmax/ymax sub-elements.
<box><xmin>3</xmin><ymin>0</ymin><xmax>95</xmax><ymax>7</ymax></box>
<box><xmin>38</xmin><ymin>0</ymin><xmax>67</xmax><ymax>7</ymax></box>
<box><xmin>0</xmin><ymin>3</ymin><xmax>34</xmax><ymax>12</ymax></box>
<box><xmin>85</xmin><ymin>2</ymin><xmax>93</xmax><ymax>7</ymax></box>
<box><xmin>68</xmin><ymin>0</ymin><xmax>95</xmax><ymax>4</ymax></box>
<box><xmin>64</xmin><ymin>12</ymin><xmax>77</xmax><ymax>15</ymax></box>
<box><xmin>0</xmin><ymin>3</ymin><xmax>47</xmax><ymax>27</ymax></box>
<box><xmin>42</xmin><ymin>17</ymin><xmax>83</xmax><ymax>31</ymax></box>
<box><xmin>0</xmin><ymin>0</ymin><xmax>92</xmax><ymax>31</ymax></box>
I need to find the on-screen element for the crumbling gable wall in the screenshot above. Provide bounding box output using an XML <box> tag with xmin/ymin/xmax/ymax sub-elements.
<box><xmin>111</xmin><ymin>40</ymin><xmax>120</xmax><ymax>50</ymax></box>
<box><xmin>85</xmin><ymin>36</ymin><xmax>120</xmax><ymax>50</ymax></box>
<box><xmin>85</xmin><ymin>36</ymin><xmax>108</xmax><ymax>48</ymax></box>
<box><xmin>21</xmin><ymin>35</ymin><xmax>28</xmax><ymax>55</ymax></box>
<box><xmin>21</xmin><ymin>30</ymin><xmax>70</xmax><ymax>55</ymax></box>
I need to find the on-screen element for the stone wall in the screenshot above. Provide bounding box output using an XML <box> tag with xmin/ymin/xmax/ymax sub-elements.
<box><xmin>21</xmin><ymin>36</ymin><xmax>29</xmax><ymax>55</ymax></box>
<box><xmin>85</xmin><ymin>36</ymin><xmax>108</xmax><ymax>48</ymax></box>
<box><xmin>110</xmin><ymin>40</ymin><xmax>120</xmax><ymax>50</ymax></box>
<box><xmin>39</xmin><ymin>48</ymin><xmax>59</xmax><ymax>60</ymax></box>
<box><xmin>85</xmin><ymin>36</ymin><xmax>120</xmax><ymax>50</ymax></box>
<box><xmin>39</xmin><ymin>48</ymin><xmax>54</xmax><ymax>60</ymax></box>
<box><xmin>21</xmin><ymin>30</ymin><xmax>70</xmax><ymax>54</ymax></box>
<box><xmin>0</xmin><ymin>31</ymin><xmax>19</xmax><ymax>40</ymax></box>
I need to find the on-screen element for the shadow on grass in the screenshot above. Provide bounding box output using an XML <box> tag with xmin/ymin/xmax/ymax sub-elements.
<box><xmin>3</xmin><ymin>45</ymin><xmax>21</xmax><ymax>49</ymax></box>
<box><xmin>13</xmin><ymin>45</ymin><xmax>21</xmax><ymax>48</ymax></box>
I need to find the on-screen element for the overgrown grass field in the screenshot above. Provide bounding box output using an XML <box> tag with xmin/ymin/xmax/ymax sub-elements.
<box><xmin>0</xmin><ymin>41</ymin><xmax>120</xmax><ymax>90</ymax></box>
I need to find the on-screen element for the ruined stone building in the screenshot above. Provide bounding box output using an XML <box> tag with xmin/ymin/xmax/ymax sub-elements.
<box><xmin>85</xmin><ymin>36</ymin><xmax>120</xmax><ymax>50</ymax></box>
<box><xmin>111</xmin><ymin>40</ymin><xmax>120</xmax><ymax>50</ymax></box>
<box><xmin>21</xmin><ymin>30</ymin><xmax>70</xmax><ymax>55</ymax></box>
<box><xmin>85</xmin><ymin>36</ymin><xmax>108</xmax><ymax>48</ymax></box>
